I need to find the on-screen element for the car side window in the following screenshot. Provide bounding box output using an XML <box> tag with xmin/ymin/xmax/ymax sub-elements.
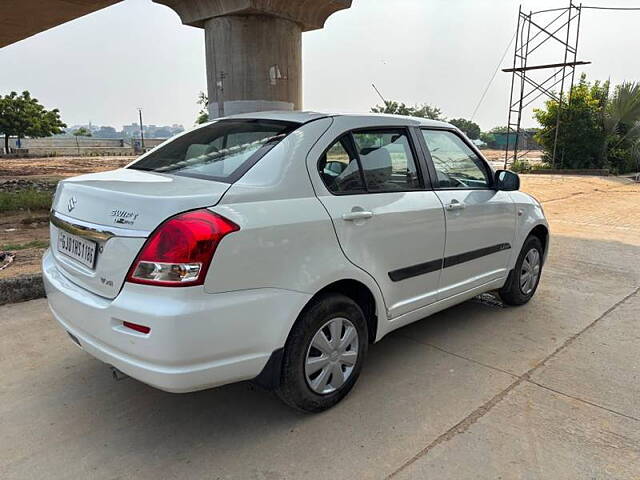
<box><xmin>421</xmin><ymin>130</ymin><xmax>490</xmax><ymax>189</ymax></box>
<box><xmin>352</xmin><ymin>130</ymin><xmax>421</xmax><ymax>192</ymax></box>
<box><xmin>318</xmin><ymin>136</ymin><xmax>365</xmax><ymax>194</ymax></box>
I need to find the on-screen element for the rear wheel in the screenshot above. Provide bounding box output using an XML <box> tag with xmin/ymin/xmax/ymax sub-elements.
<box><xmin>276</xmin><ymin>293</ymin><xmax>368</xmax><ymax>413</ymax></box>
<box><xmin>499</xmin><ymin>235</ymin><xmax>544</xmax><ymax>306</ymax></box>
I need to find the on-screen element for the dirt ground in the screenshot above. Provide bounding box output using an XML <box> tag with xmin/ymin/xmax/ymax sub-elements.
<box><xmin>1</xmin><ymin>154</ymin><xmax>639</xmax><ymax>278</ymax></box>
<box><xmin>481</xmin><ymin>149</ymin><xmax>542</xmax><ymax>162</ymax></box>
<box><xmin>0</xmin><ymin>155</ymin><xmax>134</xmax><ymax>180</ymax></box>
<box><xmin>521</xmin><ymin>175</ymin><xmax>640</xmax><ymax>246</ymax></box>
<box><xmin>0</xmin><ymin>212</ymin><xmax>50</xmax><ymax>278</ymax></box>
<box><xmin>0</xmin><ymin>156</ymin><xmax>136</xmax><ymax>278</ymax></box>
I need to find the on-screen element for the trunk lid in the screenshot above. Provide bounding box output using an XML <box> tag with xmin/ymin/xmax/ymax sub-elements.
<box><xmin>50</xmin><ymin>168</ymin><xmax>231</xmax><ymax>299</ymax></box>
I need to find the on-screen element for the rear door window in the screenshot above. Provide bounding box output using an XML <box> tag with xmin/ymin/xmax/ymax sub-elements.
<box><xmin>352</xmin><ymin>130</ymin><xmax>422</xmax><ymax>192</ymax></box>
<box><xmin>129</xmin><ymin>119</ymin><xmax>297</xmax><ymax>183</ymax></box>
<box><xmin>318</xmin><ymin>136</ymin><xmax>365</xmax><ymax>194</ymax></box>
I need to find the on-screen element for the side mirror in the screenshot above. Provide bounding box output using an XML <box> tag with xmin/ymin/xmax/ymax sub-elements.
<box><xmin>495</xmin><ymin>170</ymin><xmax>520</xmax><ymax>191</ymax></box>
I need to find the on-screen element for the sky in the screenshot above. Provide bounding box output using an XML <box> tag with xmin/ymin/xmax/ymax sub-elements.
<box><xmin>1</xmin><ymin>0</ymin><xmax>639</xmax><ymax>131</ymax></box>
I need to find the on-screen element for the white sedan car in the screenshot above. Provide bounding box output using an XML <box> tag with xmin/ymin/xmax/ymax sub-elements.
<box><xmin>44</xmin><ymin>112</ymin><xmax>548</xmax><ymax>412</ymax></box>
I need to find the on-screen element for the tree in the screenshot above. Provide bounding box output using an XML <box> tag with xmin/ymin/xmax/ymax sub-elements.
<box><xmin>93</xmin><ymin>126</ymin><xmax>118</xmax><ymax>138</ymax></box>
<box><xmin>371</xmin><ymin>100</ymin><xmax>444</xmax><ymax>120</ymax></box>
<box><xmin>72</xmin><ymin>127</ymin><xmax>92</xmax><ymax>137</ymax></box>
<box><xmin>449</xmin><ymin>118</ymin><xmax>481</xmax><ymax>139</ymax></box>
<box><xmin>603</xmin><ymin>82</ymin><xmax>640</xmax><ymax>173</ymax></box>
<box><xmin>196</xmin><ymin>91</ymin><xmax>209</xmax><ymax>125</ymax></box>
<box><xmin>533</xmin><ymin>75</ymin><xmax>640</xmax><ymax>173</ymax></box>
<box><xmin>534</xmin><ymin>75</ymin><xmax>608</xmax><ymax>169</ymax></box>
<box><xmin>0</xmin><ymin>91</ymin><xmax>66</xmax><ymax>154</ymax></box>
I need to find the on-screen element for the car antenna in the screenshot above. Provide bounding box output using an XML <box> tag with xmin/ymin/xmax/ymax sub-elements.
<box><xmin>371</xmin><ymin>83</ymin><xmax>388</xmax><ymax>106</ymax></box>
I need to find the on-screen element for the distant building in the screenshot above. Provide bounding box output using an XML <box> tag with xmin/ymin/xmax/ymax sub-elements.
<box><xmin>122</xmin><ymin>123</ymin><xmax>184</xmax><ymax>139</ymax></box>
<box><xmin>491</xmin><ymin>129</ymin><xmax>540</xmax><ymax>150</ymax></box>
<box><xmin>122</xmin><ymin>123</ymin><xmax>140</xmax><ymax>138</ymax></box>
<box><xmin>59</xmin><ymin>122</ymin><xmax>184</xmax><ymax>140</ymax></box>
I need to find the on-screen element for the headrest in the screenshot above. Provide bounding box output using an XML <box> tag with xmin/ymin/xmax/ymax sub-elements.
<box><xmin>185</xmin><ymin>143</ymin><xmax>212</xmax><ymax>160</ymax></box>
<box><xmin>360</xmin><ymin>147</ymin><xmax>393</xmax><ymax>187</ymax></box>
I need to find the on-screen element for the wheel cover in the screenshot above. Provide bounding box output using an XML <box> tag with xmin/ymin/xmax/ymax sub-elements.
<box><xmin>520</xmin><ymin>248</ymin><xmax>541</xmax><ymax>295</ymax></box>
<box><xmin>305</xmin><ymin>317</ymin><xmax>359</xmax><ymax>395</ymax></box>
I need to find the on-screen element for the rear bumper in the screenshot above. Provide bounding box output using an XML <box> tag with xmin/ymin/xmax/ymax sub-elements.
<box><xmin>42</xmin><ymin>249</ymin><xmax>310</xmax><ymax>393</ymax></box>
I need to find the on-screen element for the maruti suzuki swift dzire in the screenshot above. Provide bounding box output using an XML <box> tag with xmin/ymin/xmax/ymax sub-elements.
<box><xmin>44</xmin><ymin>112</ymin><xmax>548</xmax><ymax>412</ymax></box>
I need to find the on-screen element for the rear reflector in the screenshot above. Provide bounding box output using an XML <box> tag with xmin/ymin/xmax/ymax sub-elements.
<box><xmin>123</xmin><ymin>321</ymin><xmax>151</xmax><ymax>334</ymax></box>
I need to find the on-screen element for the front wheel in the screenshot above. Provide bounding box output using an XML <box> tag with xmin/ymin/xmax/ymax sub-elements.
<box><xmin>276</xmin><ymin>293</ymin><xmax>368</xmax><ymax>413</ymax></box>
<box><xmin>498</xmin><ymin>235</ymin><xmax>544</xmax><ymax>306</ymax></box>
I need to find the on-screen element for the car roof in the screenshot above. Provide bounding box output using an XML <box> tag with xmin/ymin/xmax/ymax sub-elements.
<box><xmin>222</xmin><ymin>110</ymin><xmax>453</xmax><ymax>129</ymax></box>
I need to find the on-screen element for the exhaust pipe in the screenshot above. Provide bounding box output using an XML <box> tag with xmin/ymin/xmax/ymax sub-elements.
<box><xmin>110</xmin><ymin>366</ymin><xmax>129</xmax><ymax>381</ymax></box>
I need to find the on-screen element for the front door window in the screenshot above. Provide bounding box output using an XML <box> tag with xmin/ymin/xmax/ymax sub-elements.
<box><xmin>421</xmin><ymin>130</ymin><xmax>490</xmax><ymax>189</ymax></box>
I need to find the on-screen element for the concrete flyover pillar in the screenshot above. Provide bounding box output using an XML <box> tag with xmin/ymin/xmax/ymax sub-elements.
<box><xmin>154</xmin><ymin>0</ymin><xmax>352</xmax><ymax>118</ymax></box>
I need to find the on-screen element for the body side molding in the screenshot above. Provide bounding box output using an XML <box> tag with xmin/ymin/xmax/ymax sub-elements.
<box><xmin>389</xmin><ymin>243</ymin><xmax>512</xmax><ymax>282</ymax></box>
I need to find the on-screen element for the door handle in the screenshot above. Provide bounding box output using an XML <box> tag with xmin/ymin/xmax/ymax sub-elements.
<box><xmin>446</xmin><ymin>200</ymin><xmax>466</xmax><ymax>211</ymax></box>
<box><xmin>342</xmin><ymin>210</ymin><xmax>374</xmax><ymax>221</ymax></box>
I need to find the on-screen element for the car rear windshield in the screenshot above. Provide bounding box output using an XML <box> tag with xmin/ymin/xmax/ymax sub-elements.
<box><xmin>129</xmin><ymin>119</ymin><xmax>298</xmax><ymax>183</ymax></box>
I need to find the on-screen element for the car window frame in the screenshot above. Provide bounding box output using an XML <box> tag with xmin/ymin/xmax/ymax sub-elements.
<box><xmin>317</xmin><ymin>126</ymin><xmax>431</xmax><ymax>196</ymax></box>
<box><xmin>416</xmin><ymin>127</ymin><xmax>495</xmax><ymax>191</ymax></box>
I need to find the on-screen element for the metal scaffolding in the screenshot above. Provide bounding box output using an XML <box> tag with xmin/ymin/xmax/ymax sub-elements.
<box><xmin>503</xmin><ymin>2</ymin><xmax>590</xmax><ymax>169</ymax></box>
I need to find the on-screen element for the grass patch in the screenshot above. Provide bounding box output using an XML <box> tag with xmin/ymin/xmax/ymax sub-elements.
<box><xmin>1</xmin><ymin>240</ymin><xmax>49</xmax><ymax>251</ymax></box>
<box><xmin>0</xmin><ymin>190</ymin><xmax>53</xmax><ymax>213</ymax></box>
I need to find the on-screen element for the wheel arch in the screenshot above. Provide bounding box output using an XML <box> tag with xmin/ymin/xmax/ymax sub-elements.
<box><xmin>252</xmin><ymin>278</ymin><xmax>381</xmax><ymax>391</ymax></box>
<box><xmin>311</xmin><ymin>279</ymin><xmax>379</xmax><ymax>344</ymax></box>
<box><xmin>528</xmin><ymin>224</ymin><xmax>549</xmax><ymax>263</ymax></box>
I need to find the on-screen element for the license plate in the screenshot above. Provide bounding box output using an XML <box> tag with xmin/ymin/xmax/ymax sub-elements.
<box><xmin>57</xmin><ymin>231</ymin><xmax>97</xmax><ymax>269</ymax></box>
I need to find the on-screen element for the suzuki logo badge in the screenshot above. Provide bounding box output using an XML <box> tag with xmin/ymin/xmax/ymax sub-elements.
<box><xmin>67</xmin><ymin>196</ymin><xmax>77</xmax><ymax>213</ymax></box>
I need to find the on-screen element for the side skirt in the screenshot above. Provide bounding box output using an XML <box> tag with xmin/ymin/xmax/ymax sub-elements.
<box><xmin>378</xmin><ymin>276</ymin><xmax>508</xmax><ymax>339</ymax></box>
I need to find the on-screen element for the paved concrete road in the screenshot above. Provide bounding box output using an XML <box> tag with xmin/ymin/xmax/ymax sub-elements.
<box><xmin>2</xmin><ymin>180</ymin><xmax>640</xmax><ymax>479</ymax></box>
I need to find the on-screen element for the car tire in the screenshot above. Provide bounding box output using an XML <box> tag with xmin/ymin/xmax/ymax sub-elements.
<box><xmin>498</xmin><ymin>235</ymin><xmax>544</xmax><ymax>306</ymax></box>
<box><xmin>276</xmin><ymin>293</ymin><xmax>368</xmax><ymax>413</ymax></box>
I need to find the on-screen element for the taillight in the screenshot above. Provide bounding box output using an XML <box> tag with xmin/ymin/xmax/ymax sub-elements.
<box><xmin>126</xmin><ymin>209</ymin><xmax>238</xmax><ymax>287</ymax></box>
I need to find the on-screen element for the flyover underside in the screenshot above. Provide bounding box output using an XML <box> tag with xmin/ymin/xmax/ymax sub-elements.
<box><xmin>0</xmin><ymin>0</ymin><xmax>122</xmax><ymax>48</ymax></box>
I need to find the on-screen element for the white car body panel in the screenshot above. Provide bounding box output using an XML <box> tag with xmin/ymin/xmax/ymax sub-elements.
<box><xmin>305</xmin><ymin>116</ymin><xmax>447</xmax><ymax>318</ymax></box>
<box><xmin>43</xmin><ymin>111</ymin><xmax>549</xmax><ymax>394</ymax></box>
<box><xmin>435</xmin><ymin>189</ymin><xmax>515</xmax><ymax>298</ymax></box>
<box><xmin>317</xmin><ymin>190</ymin><xmax>446</xmax><ymax>318</ymax></box>
<box><xmin>43</xmin><ymin>250</ymin><xmax>312</xmax><ymax>392</ymax></box>
<box><xmin>508</xmin><ymin>191</ymin><xmax>550</xmax><ymax>264</ymax></box>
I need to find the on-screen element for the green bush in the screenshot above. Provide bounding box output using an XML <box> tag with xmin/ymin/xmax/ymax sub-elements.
<box><xmin>530</xmin><ymin>163</ymin><xmax>552</xmax><ymax>171</ymax></box>
<box><xmin>0</xmin><ymin>190</ymin><xmax>53</xmax><ymax>213</ymax></box>
<box><xmin>510</xmin><ymin>160</ymin><xmax>531</xmax><ymax>173</ymax></box>
<box><xmin>1</xmin><ymin>240</ymin><xmax>49</xmax><ymax>251</ymax></box>
<box><xmin>534</xmin><ymin>75</ymin><xmax>640</xmax><ymax>174</ymax></box>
